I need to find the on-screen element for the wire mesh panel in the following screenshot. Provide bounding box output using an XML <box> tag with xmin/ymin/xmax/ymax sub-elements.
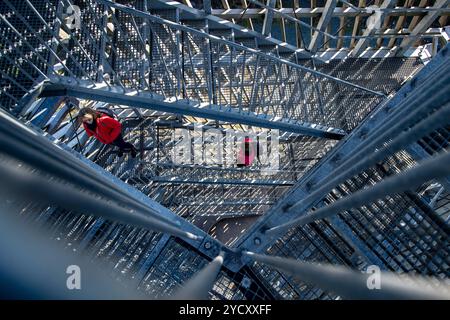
<box><xmin>59</xmin><ymin>0</ymin><xmax>106</xmax><ymax>80</ymax></box>
<box><xmin>252</xmin><ymin>217</ymin><xmax>360</xmax><ymax>300</ymax></box>
<box><xmin>299</xmin><ymin>57</ymin><xmax>423</xmax><ymax>131</ymax></box>
<box><xmin>330</xmin><ymin>167</ymin><xmax>449</xmax><ymax>276</ymax></box>
<box><xmin>0</xmin><ymin>0</ymin><xmax>57</xmax><ymax>111</ymax></box>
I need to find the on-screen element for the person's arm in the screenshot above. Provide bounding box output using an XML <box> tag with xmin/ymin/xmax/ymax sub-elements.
<box><xmin>100</xmin><ymin>117</ymin><xmax>122</xmax><ymax>144</ymax></box>
<box><xmin>82</xmin><ymin>123</ymin><xmax>94</xmax><ymax>137</ymax></box>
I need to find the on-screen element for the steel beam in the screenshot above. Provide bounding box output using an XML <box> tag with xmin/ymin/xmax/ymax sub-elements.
<box><xmin>203</xmin><ymin>0</ymin><xmax>212</xmax><ymax>14</ymax></box>
<box><xmin>262</xmin><ymin>0</ymin><xmax>276</xmax><ymax>36</ymax></box>
<box><xmin>266</xmin><ymin>151</ymin><xmax>450</xmax><ymax>235</ymax></box>
<box><xmin>133</xmin><ymin>176</ymin><xmax>295</xmax><ymax>186</ymax></box>
<box><xmin>308</xmin><ymin>0</ymin><xmax>338</xmax><ymax>52</ymax></box>
<box><xmin>407</xmin><ymin>143</ymin><xmax>450</xmax><ymax>191</ymax></box>
<box><xmin>0</xmin><ymin>159</ymin><xmax>202</xmax><ymax>240</ymax></box>
<box><xmin>210</xmin><ymin>7</ymin><xmax>450</xmax><ymax>19</ymax></box>
<box><xmin>40</xmin><ymin>81</ymin><xmax>346</xmax><ymax>139</ymax></box>
<box><xmin>351</xmin><ymin>0</ymin><xmax>397</xmax><ymax>57</ymax></box>
<box><xmin>396</xmin><ymin>0</ymin><xmax>449</xmax><ymax>56</ymax></box>
<box><xmin>135</xmin><ymin>233</ymin><xmax>172</xmax><ymax>284</ymax></box>
<box><xmin>0</xmin><ymin>212</ymin><xmax>145</xmax><ymax>299</ymax></box>
<box><xmin>388</xmin><ymin>0</ymin><xmax>413</xmax><ymax>48</ymax></box>
<box><xmin>244</xmin><ymin>252</ymin><xmax>450</xmax><ymax>300</ymax></box>
<box><xmin>281</xmin><ymin>103</ymin><xmax>450</xmax><ymax>222</ymax></box>
<box><xmin>171</xmin><ymin>252</ymin><xmax>224</xmax><ymax>300</ymax></box>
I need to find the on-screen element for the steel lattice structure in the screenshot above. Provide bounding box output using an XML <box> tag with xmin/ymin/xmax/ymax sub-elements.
<box><xmin>0</xmin><ymin>0</ymin><xmax>449</xmax><ymax>300</ymax></box>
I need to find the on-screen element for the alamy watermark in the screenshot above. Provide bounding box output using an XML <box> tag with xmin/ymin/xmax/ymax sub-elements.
<box><xmin>63</xmin><ymin>5</ymin><xmax>82</xmax><ymax>30</ymax></box>
<box><xmin>66</xmin><ymin>265</ymin><xmax>81</xmax><ymax>290</ymax></box>
<box><xmin>172</xmin><ymin>126</ymin><xmax>280</xmax><ymax>175</ymax></box>
<box><xmin>365</xmin><ymin>265</ymin><xmax>381</xmax><ymax>290</ymax></box>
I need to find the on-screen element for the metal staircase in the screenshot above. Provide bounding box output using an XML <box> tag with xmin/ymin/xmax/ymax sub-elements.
<box><xmin>0</xmin><ymin>0</ymin><xmax>449</xmax><ymax>300</ymax></box>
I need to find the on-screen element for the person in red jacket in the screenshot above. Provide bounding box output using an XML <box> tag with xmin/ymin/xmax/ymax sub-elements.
<box><xmin>77</xmin><ymin>107</ymin><xmax>137</xmax><ymax>158</ymax></box>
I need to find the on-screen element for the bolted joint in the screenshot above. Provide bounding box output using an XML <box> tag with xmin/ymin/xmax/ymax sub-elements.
<box><xmin>331</xmin><ymin>153</ymin><xmax>342</xmax><ymax>164</ymax></box>
<box><xmin>358</xmin><ymin>129</ymin><xmax>369</xmax><ymax>139</ymax></box>
<box><xmin>305</xmin><ymin>181</ymin><xmax>315</xmax><ymax>192</ymax></box>
<box><xmin>253</xmin><ymin>237</ymin><xmax>261</xmax><ymax>246</ymax></box>
<box><xmin>282</xmin><ymin>203</ymin><xmax>293</xmax><ymax>212</ymax></box>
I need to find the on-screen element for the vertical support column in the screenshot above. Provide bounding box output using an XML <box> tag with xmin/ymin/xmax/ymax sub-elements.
<box><xmin>203</xmin><ymin>0</ymin><xmax>212</xmax><ymax>14</ymax></box>
<box><xmin>262</xmin><ymin>0</ymin><xmax>276</xmax><ymax>36</ymax></box>
<box><xmin>350</xmin><ymin>0</ymin><xmax>366</xmax><ymax>49</ymax></box>
<box><xmin>351</xmin><ymin>0</ymin><xmax>396</xmax><ymax>57</ymax></box>
<box><xmin>175</xmin><ymin>8</ymin><xmax>182</xmax><ymax>98</ymax></box>
<box><xmin>308</xmin><ymin>0</ymin><xmax>338</xmax><ymax>53</ymax></box>
<box><xmin>98</xmin><ymin>4</ymin><xmax>108</xmax><ymax>83</ymax></box>
<box><xmin>48</xmin><ymin>0</ymin><xmax>64</xmax><ymax>76</ymax></box>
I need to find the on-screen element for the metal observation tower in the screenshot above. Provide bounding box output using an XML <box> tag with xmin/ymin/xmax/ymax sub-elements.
<box><xmin>0</xmin><ymin>0</ymin><xmax>449</xmax><ymax>300</ymax></box>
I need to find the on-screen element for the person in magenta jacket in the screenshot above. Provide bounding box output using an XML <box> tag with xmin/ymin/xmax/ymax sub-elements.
<box><xmin>77</xmin><ymin>107</ymin><xmax>137</xmax><ymax>158</ymax></box>
<box><xmin>237</xmin><ymin>137</ymin><xmax>256</xmax><ymax>167</ymax></box>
